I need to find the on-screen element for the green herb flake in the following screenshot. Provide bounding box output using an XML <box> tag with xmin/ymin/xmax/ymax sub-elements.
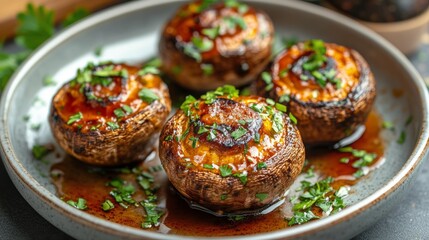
<box><xmin>223</xmin><ymin>16</ymin><xmax>247</xmax><ymax>30</ymax></box>
<box><xmin>257</xmin><ymin>162</ymin><xmax>267</xmax><ymax>170</ymax></box>
<box><xmin>405</xmin><ymin>115</ymin><xmax>413</xmax><ymax>126</ymax></box>
<box><xmin>254</xmin><ymin>132</ymin><xmax>260</xmax><ymax>143</ymax></box>
<box><xmin>261</xmin><ymin>71</ymin><xmax>272</xmax><ymax>84</ymax></box>
<box><xmin>192</xmin><ymin>36</ymin><xmax>214</xmax><ymax>52</ymax></box>
<box><xmin>67</xmin><ymin>112</ymin><xmax>83</xmax><ymax>125</ymax></box>
<box><xmin>42</xmin><ymin>76</ymin><xmax>56</xmax><ymax>86</ymax></box>
<box><xmin>353</xmin><ymin>169</ymin><xmax>365</xmax><ymax>178</ymax></box>
<box><xmin>141</xmin><ymin>201</ymin><xmax>163</xmax><ymax>229</ymax></box>
<box><xmin>138</xmin><ymin>88</ymin><xmax>159</xmax><ymax>103</ymax></box>
<box><xmin>233</xmin><ymin>172</ymin><xmax>248</xmax><ymax>185</ymax></box>
<box><xmin>272</xmin><ymin>112</ymin><xmax>284</xmax><ymax>133</ymax></box>
<box><xmin>287</xmin><ymin>211</ymin><xmax>319</xmax><ymax>226</ymax></box>
<box><xmin>339</xmin><ymin>157</ymin><xmax>349</xmax><ymax>164</ymax></box>
<box><xmin>202</xmin><ymin>27</ymin><xmax>220</xmax><ymax>39</ymax></box>
<box><xmin>231</xmin><ymin>126</ymin><xmax>247</xmax><ymax>140</ymax></box>
<box><xmin>183</xmin><ymin>44</ymin><xmax>202</xmax><ymax>62</ymax></box>
<box><xmin>122</xmin><ymin>105</ymin><xmax>133</xmax><ymax>114</ymax></box>
<box><xmin>305</xmin><ymin>166</ymin><xmax>315</xmax><ymax>178</ymax></box>
<box><xmin>275</xmin><ymin>103</ymin><xmax>287</xmax><ymax>113</ymax></box>
<box><xmin>62</xmin><ymin>8</ymin><xmax>89</xmax><ymax>28</ymax></box>
<box><xmin>266</xmin><ymin>98</ymin><xmax>275</xmax><ymax>106</ymax></box>
<box><xmin>101</xmin><ymin>199</ymin><xmax>114</xmax><ymax>211</ymax></box>
<box><xmin>255</xmin><ymin>193</ymin><xmax>268</xmax><ymax>202</ymax></box>
<box><xmin>382</xmin><ymin>121</ymin><xmax>394</xmax><ymax>130</ymax></box>
<box><xmin>221</xmin><ymin>194</ymin><xmax>227</xmax><ymax>200</ymax></box>
<box><xmin>67</xmin><ymin>198</ymin><xmax>87</xmax><ymax>210</ymax></box>
<box><xmin>138</xmin><ymin>65</ymin><xmax>160</xmax><ymax>76</ymax></box>
<box><xmin>203</xmin><ymin>163</ymin><xmax>214</xmax><ymax>169</ymax></box>
<box><xmin>279</xmin><ymin>94</ymin><xmax>290</xmax><ymax>103</ymax></box>
<box><xmin>397</xmin><ymin>131</ymin><xmax>406</xmax><ymax>144</ymax></box>
<box><xmin>94</xmin><ymin>46</ymin><xmax>103</xmax><ymax>57</ymax></box>
<box><xmin>164</xmin><ymin>135</ymin><xmax>173</xmax><ymax>141</ymax></box>
<box><xmin>113</xmin><ymin>108</ymin><xmax>126</xmax><ymax>118</ymax></box>
<box><xmin>107</xmin><ymin>121</ymin><xmax>119</xmax><ymax>130</ymax></box>
<box><xmin>219</xmin><ymin>164</ymin><xmax>233</xmax><ymax>177</ymax></box>
<box><xmin>279</xmin><ymin>68</ymin><xmax>289</xmax><ymax>78</ymax></box>
<box><xmin>190</xmin><ymin>136</ymin><xmax>199</xmax><ymax>148</ymax></box>
<box><xmin>289</xmin><ymin>112</ymin><xmax>298</xmax><ymax>125</ymax></box>
<box><xmin>201</xmin><ymin>63</ymin><xmax>214</xmax><ymax>75</ymax></box>
<box><xmin>32</xmin><ymin>144</ymin><xmax>51</xmax><ymax>160</ymax></box>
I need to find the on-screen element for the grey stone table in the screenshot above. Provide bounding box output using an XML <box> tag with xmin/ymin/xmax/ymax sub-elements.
<box><xmin>1</xmin><ymin>10</ymin><xmax>429</xmax><ymax>240</ymax></box>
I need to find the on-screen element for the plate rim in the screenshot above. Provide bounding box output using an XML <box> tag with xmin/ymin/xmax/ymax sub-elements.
<box><xmin>1</xmin><ymin>0</ymin><xmax>428</xmax><ymax>239</ymax></box>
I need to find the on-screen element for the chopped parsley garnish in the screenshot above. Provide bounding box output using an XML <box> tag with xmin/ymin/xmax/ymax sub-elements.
<box><xmin>397</xmin><ymin>131</ymin><xmax>406</xmax><ymax>144</ymax></box>
<box><xmin>233</xmin><ymin>172</ymin><xmax>248</xmax><ymax>185</ymax></box>
<box><xmin>180</xmin><ymin>95</ymin><xmax>197</xmax><ymax>117</ymax></box>
<box><xmin>287</xmin><ymin>177</ymin><xmax>348</xmax><ymax>226</ymax></box>
<box><xmin>255</xmin><ymin>193</ymin><xmax>268</xmax><ymax>202</ymax></box>
<box><xmin>138</xmin><ymin>65</ymin><xmax>160</xmax><ymax>76</ymax></box>
<box><xmin>223</xmin><ymin>16</ymin><xmax>247</xmax><ymax>30</ymax></box>
<box><xmin>101</xmin><ymin>199</ymin><xmax>114</xmax><ymax>211</ymax></box>
<box><xmin>337</xmin><ymin>146</ymin><xmax>377</xmax><ymax>178</ymax></box>
<box><xmin>219</xmin><ymin>164</ymin><xmax>233</xmax><ymax>177</ymax></box>
<box><xmin>107</xmin><ymin>121</ymin><xmax>119</xmax><ymax>130</ymax></box>
<box><xmin>289</xmin><ymin>112</ymin><xmax>298</xmax><ymax>124</ymax></box>
<box><xmin>254</xmin><ymin>132</ymin><xmax>260</xmax><ymax>143</ymax></box>
<box><xmin>108</xmin><ymin>178</ymin><xmax>136</xmax><ymax>207</ymax></box>
<box><xmin>32</xmin><ymin>144</ymin><xmax>51</xmax><ymax>160</ymax></box>
<box><xmin>183</xmin><ymin>43</ymin><xmax>202</xmax><ymax>62</ymax></box>
<box><xmin>190</xmin><ymin>136</ymin><xmax>199</xmax><ymax>148</ymax></box>
<box><xmin>272</xmin><ymin>112</ymin><xmax>284</xmax><ymax>133</ymax></box>
<box><xmin>164</xmin><ymin>135</ymin><xmax>173</xmax><ymax>141</ymax></box>
<box><xmin>405</xmin><ymin>115</ymin><xmax>413</xmax><ymax>126</ymax></box>
<box><xmin>279</xmin><ymin>68</ymin><xmax>289</xmax><ymax>78</ymax></box>
<box><xmin>138</xmin><ymin>89</ymin><xmax>159</xmax><ymax>103</ymax></box>
<box><xmin>42</xmin><ymin>76</ymin><xmax>56</xmax><ymax>86</ymax></box>
<box><xmin>67</xmin><ymin>112</ymin><xmax>83</xmax><ymax>125</ymax></box>
<box><xmin>113</xmin><ymin>108</ymin><xmax>126</xmax><ymax>118</ymax></box>
<box><xmin>257</xmin><ymin>162</ymin><xmax>267</xmax><ymax>170</ymax></box>
<box><xmin>202</xmin><ymin>27</ymin><xmax>220</xmax><ymax>39</ymax></box>
<box><xmin>67</xmin><ymin>198</ymin><xmax>87</xmax><ymax>210</ymax></box>
<box><xmin>275</xmin><ymin>103</ymin><xmax>287</xmax><ymax>113</ymax></box>
<box><xmin>62</xmin><ymin>8</ymin><xmax>89</xmax><ymax>28</ymax></box>
<box><xmin>203</xmin><ymin>163</ymin><xmax>214</xmax><ymax>169</ymax></box>
<box><xmin>382</xmin><ymin>121</ymin><xmax>394</xmax><ymax>130</ymax></box>
<box><xmin>221</xmin><ymin>194</ymin><xmax>228</xmax><ymax>200</ymax></box>
<box><xmin>141</xmin><ymin>201</ymin><xmax>163</xmax><ymax>228</ymax></box>
<box><xmin>192</xmin><ymin>36</ymin><xmax>214</xmax><ymax>52</ymax></box>
<box><xmin>201</xmin><ymin>63</ymin><xmax>214</xmax><ymax>75</ymax></box>
<box><xmin>94</xmin><ymin>46</ymin><xmax>103</xmax><ymax>57</ymax></box>
<box><xmin>266</xmin><ymin>98</ymin><xmax>275</xmax><ymax>106</ymax></box>
<box><xmin>122</xmin><ymin>105</ymin><xmax>133</xmax><ymax>114</ymax></box>
<box><xmin>231</xmin><ymin>126</ymin><xmax>247</xmax><ymax>140</ymax></box>
<box><xmin>279</xmin><ymin>94</ymin><xmax>290</xmax><ymax>103</ymax></box>
<box><xmin>305</xmin><ymin>166</ymin><xmax>315</xmax><ymax>178</ymax></box>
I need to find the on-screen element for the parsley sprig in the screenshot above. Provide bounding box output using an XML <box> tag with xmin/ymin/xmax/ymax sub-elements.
<box><xmin>288</xmin><ymin>177</ymin><xmax>348</xmax><ymax>226</ymax></box>
<box><xmin>338</xmin><ymin>146</ymin><xmax>377</xmax><ymax>178</ymax></box>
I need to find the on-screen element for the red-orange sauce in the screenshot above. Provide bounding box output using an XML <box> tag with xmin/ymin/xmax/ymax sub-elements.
<box><xmin>50</xmin><ymin>111</ymin><xmax>384</xmax><ymax>236</ymax></box>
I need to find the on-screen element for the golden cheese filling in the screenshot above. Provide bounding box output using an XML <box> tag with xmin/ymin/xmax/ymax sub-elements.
<box><xmin>272</xmin><ymin>42</ymin><xmax>361</xmax><ymax>102</ymax></box>
<box><xmin>169</xmin><ymin>91</ymin><xmax>288</xmax><ymax>174</ymax></box>
<box><xmin>53</xmin><ymin>63</ymin><xmax>165</xmax><ymax>133</ymax></box>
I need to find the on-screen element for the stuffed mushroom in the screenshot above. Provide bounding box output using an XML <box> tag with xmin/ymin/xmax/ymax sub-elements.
<box><xmin>159</xmin><ymin>85</ymin><xmax>305</xmax><ymax>214</ymax></box>
<box><xmin>159</xmin><ymin>0</ymin><xmax>274</xmax><ymax>91</ymax></box>
<box><xmin>50</xmin><ymin>62</ymin><xmax>171</xmax><ymax>166</ymax></box>
<box><xmin>255</xmin><ymin>40</ymin><xmax>376</xmax><ymax>145</ymax></box>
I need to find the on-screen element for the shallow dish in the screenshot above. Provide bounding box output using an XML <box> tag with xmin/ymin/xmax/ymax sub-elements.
<box><xmin>1</xmin><ymin>0</ymin><xmax>428</xmax><ymax>239</ymax></box>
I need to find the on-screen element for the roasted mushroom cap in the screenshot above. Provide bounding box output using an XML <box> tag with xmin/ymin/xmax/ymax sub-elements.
<box><xmin>50</xmin><ymin>62</ymin><xmax>171</xmax><ymax>166</ymax></box>
<box><xmin>159</xmin><ymin>86</ymin><xmax>305</xmax><ymax>214</ymax></box>
<box><xmin>159</xmin><ymin>0</ymin><xmax>274</xmax><ymax>91</ymax></box>
<box><xmin>255</xmin><ymin>40</ymin><xmax>376</xmax><ymax>145</ymax></box>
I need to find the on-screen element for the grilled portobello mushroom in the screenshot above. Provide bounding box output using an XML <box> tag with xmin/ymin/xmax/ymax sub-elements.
<box><xmin>255</xmin><ymin>40</ymin><xmax>376</xmax><ymax>145</ymax></box>
<box><xmin>50</xmin><ymin>62</ymin><xmax>171</xmax><ymax>166</ymax></box>
<box><xmin>159</xmin><ymin>0</ymin><xmax>274</xmax><ymax>91</ymax></box>
<box><xmin>159</xmin><ymin>86</ymin><xmax>305</xmax><ymax>214</ymax></box>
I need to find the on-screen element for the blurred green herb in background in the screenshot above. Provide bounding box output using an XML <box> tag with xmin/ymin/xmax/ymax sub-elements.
<box><xmin>0</xmin><ymin>4</ymin><xmax>89</xmax><ymax>91</ymax></box>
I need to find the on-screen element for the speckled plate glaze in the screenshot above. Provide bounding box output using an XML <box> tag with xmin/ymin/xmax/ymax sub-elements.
<box><xmin>1</xmin><ymin>0</ymin><xmax>428</xmax><ymax>239</ymax></box>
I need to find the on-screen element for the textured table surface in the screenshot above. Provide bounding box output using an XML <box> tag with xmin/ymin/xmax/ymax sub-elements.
<box><xmin>1</xmin><ymin>4</ymin><xmax>429</xmax><ymax>240</ymax></box>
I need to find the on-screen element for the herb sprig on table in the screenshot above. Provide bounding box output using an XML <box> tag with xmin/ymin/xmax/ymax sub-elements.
<box><xmin>0</xmin><ymin>4</ymin><xmax>90</xmax><ymax>91</ymax></box>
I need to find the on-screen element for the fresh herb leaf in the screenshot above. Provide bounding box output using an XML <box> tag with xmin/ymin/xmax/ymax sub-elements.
<box><xmin>221</xmin><ymin>194</ymin><xmax>227</xmax><ymax>200</ymax></box>
<box><xmin>219</xmin><ymin>165</ymin><xmax>232</xmax><ymax>177</ymax></box>
<box><xmin>42</xmin><ymin>76</ymin><xmax>56</xmax><ymax>86</ymax></box>
<box><xmin>138</xmin><ymin>89</ymin><xmax>159</xmax><ymax>103</ymax></box>
<box><xmin>113</xmin><ymin>108</ymin><xmax>126</xmax><ymax>118</ymax></box>
<box><xmin>203</xmin><ymin>163</ymin><xmax>214</xmax><ymax>169</ymax></box>
<box><xmin>397</xmin><ymin>131</ymin><xmax>406</xmax><ymax>144</ymax></box>
<box><xmin>15</xmin><ymin>4</ymin><xmax>55</xmax><ymax>50</ymax></box>
<box><xmin>275</xmin><ymin>103</ymin><xmax>287</xmax><ymax>113</ymax></box>
<box><xmin>122</xmin><ymin>105</ymin><xmax>133</xmax><ymax>114</ymax></box>
<box><xmin>67</xmin><ymin>198</ymin><xmax>87</xmax><ymax>210</ymax></box>
<box><xmin>279</xmin><ymin>94</ymin><xmax>290</xmax><ymax>103</ymax></box>
<box><xmin>382</xmin><ymin>121</ymin><xmax>394</xmax><ymax>130</ymax></box>
<box><xmin>107</xmin><ymin>121</ymin><xmax>119</xmax><ymax>130</ymax></box>
<box><xmin>288</xmin><ymin>210</ymin><xmax>318</xmax><ymax>226</ymax></box>
<box><xmin>94</xmin><ymin>46</ymin><xmax>103</xmax><ymax>57</ymax></box>
<box><xmin>233</xmin><ymin>172</ymin><xmax>248</xmax><ymax>185</ymax></box>
<box><xmin>231</xmin><ymin>126</ymin><xmax>247</xmax><ymax>140</ymax></box>
<box><xmin>101</xmin><ymin>199</ymin><xmax>114</xmax><ymax>211</ymax></box>
<box><xmin>201</xmin><ymin>63</ymin><xmax>214</xmax><ymax>75</ymax></box>
<box><xmin>67</xmin><ymin>112</ymin><xmax>83</xmax><ymax>125</ymax></box>
<box><xmin>202</xmin><ymin>27</ymin><xmax>220</xmax><ymax>39</ymax></box>
<box><xmin>141</xmin><ymin>201</ymin><xmax>163</xmax><ymax>228</ymax></box>
<box><xmin>138</xmin><ymin>65</ymin><xmax>160</xmax><ymax>76</ymax></box>
<box><xmin>62</xmin><ymin>8</ymin><xmax>89</xmax><ymax>27</ymax></box>
<box><xmin>272</xmin><ymin>112</ymin><xmax>284</xmax><ymax>133</ymax></box>
<box><xmin>339</xmin><ymin>157</ymin><xmax>349</xmax><ymax>163</ymax></box>
<box><xmin>190</xmin><ymin>136</ymin><xmax>199</xmax><ymax>148</ymax></box>
<box><xmin>192</xmin><ymin>36</ymin><xmax>214</xmax><ymax>52</ymax></box>
<box><xmin>257</xmin><ymin>162</ymin><xmax>267</xmax><ymax>170</ymax></box>
<box><xmin>255</xmin><ymin>193</ymin><xmax>268</xmax><ymax>202</ymax></box>
<box><xmin>32</xmin><ymin>144</ymin><xmax>51</xmax><ymax>160</ymax></box>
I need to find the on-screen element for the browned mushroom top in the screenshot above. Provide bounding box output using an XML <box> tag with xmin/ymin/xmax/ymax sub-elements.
<box><xmin>163</xmin><ymin>0</ymin><xmax>272</xmax><ymax>62</ymax></box>
<box><xmin>167</xmin><ymin>85</ymin><xmax>289</xmax><ymax>175</ymax></box>
<box><xmin>52</xmin><ymin>62</ymin><xmax>166</xmax><ymax>133</ymax></box>
<box><xmin>269</xmin><ymin>40</ymin><xmax>361</xmax><ymax>102</ymax></box>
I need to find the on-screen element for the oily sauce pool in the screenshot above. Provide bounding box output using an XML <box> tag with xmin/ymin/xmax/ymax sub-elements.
<box><xmin>50</xmin><ymin>111</ymin><xmax>384</xmax><ymax>236</ymax></box>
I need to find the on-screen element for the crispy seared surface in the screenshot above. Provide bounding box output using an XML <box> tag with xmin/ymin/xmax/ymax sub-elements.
<box><xmin>50</xmin><ymin>63</ymin><xmax>171</xmax><ymax>166</ymax></box>
<box><xmin>159</xmin><ymin>0</ymin><xmax>273</xmax><ymax>91</ymax></box>
<box><xmin>159</xmin><ymin>93</ymin><xmax>305</xmax><ymax>213</ymax></box>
